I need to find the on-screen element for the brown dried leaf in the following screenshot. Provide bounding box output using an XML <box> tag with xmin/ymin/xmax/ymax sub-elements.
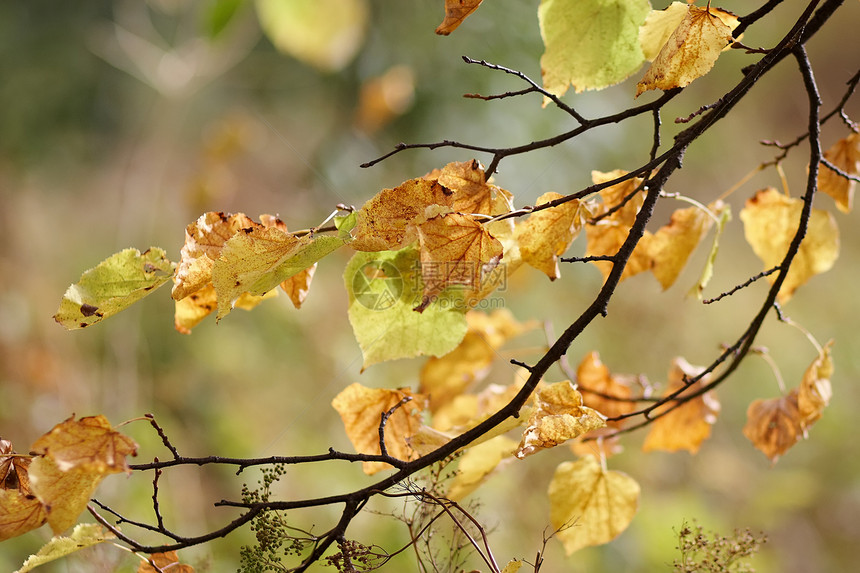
<box><xmin>743</xmin><ymin>392</ymin><xmax>803</xmax><ymax>463</ymax></box>
<box><xmin>138</xmin><ymin>551</ymin><xmax>195</xmax><ymax>573</ymax></box>
<box><xmin>740</xmin><ymin>187</ymin><xmax>839</xmax><ymax>303</ymax></box>
<box><xmin>436</xmin><ymin>0</ymin><xmax>484</xmax><ymax>35</ymax></box>
<box><xmin>0</xmin><ymin>489</ymin><xmax>47</xmax><ymax>542</ymax></box>
<box><xmin>172</xmin><ymin>212</ymin><xmax>257</xmax><ymax>301</ymax></box>
<box><xmin>1</xmin><ymin>439</ymin><xmax>31</xmax><ymax>493</ymax></box>
<box><xmin>331</xmin><ymin>383</ymin><xmax>428</xmax><ymax>475</ymax></box>
<box><xmin>817</xmin><ymin>133</ymin><xmax>860</xmax><ymax>213</ymax></box>
<box><xmin>516</xmin><ymin>192</ymin><xmax>586</xmax><ymax>280</ymax></box>
<box><xmin>427</xmin><ymin>159</ymin><xmax>502</xmax><ymax>216</ymax></box>
<box><xmin>576</xmin><ymin>351</ymin><xmax>635</xmax><ymax>425</ymax></box>
<box><xmin>515</xmin><ymin>381</ymin><xmax>606</xmax><ymax>459</ymax></box>
<box><xmin>414</xmin><ymin>212</ymin><xmax>503</xmax><ymax>310</ymax></box>
<box><xmin>642</xmin><ymin>358</ymin><xmax>720</xmax><ymax>454</ymax></box>
<box><xmin>30</xmin><ymin>415</ymin><xmax>137</xmax><ymax>475</ymax></box>
<box><xmin>636</xmin><ymin>5</ymin><xmax>739</xmax><ymax>96</ymax></box>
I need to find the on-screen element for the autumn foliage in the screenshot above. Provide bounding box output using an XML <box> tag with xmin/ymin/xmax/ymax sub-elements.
<box><xmin>3</xmin><ymin>0</ymin><xmax>858</xmax><ymax>571</ymax></box>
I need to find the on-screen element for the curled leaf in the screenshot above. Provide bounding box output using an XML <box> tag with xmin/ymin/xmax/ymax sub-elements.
<box><xmin>436</xmin><ymin>0</ymin><xmax>484</xmax><ymax>35</ymax></box>
<box><xmin>817</xmin><ymin>133</ymin><xmax>860</xmax><ymax>213</ymax></box>
<box><xmin>797</xmin><ymin>341</ymin><xmax>833</xmax><ymax>428</ymax></box>
<box><xmin>515</xmin><ymin>381</ymin><xmax>606</xmax><ymax>459</ymax></box>
<box><xmin>743</xmin><ymin>392</ymin><xmax>803</xmax><ymax>463</ymax></box>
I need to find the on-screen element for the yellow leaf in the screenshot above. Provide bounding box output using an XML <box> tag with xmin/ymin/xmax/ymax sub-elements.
<box><xmin>331</xmin><ymin>384</ymin><xmax>428</xmax><ymax>475</ymax></box>
<box><xmin>636</xmin><ymin>5</ymin><xmax>739</xmax><ymax>96</ymax></box>
<box><xmin>137</xmin><ymin>551</ymin><xmax>195</xmax><ymax>573</ymax></box>
<box><xmin>548</xmin><ymin>456</ymin><xmax>640</xmax><ymax>554</ymax></box>
<box><xmin>642</xmin><ymin>358</ymin><xmax>720</xmax><ymax>454</ymax></box>
<box><xmin>584</xmin><ymin>170</ymin><xmax>652</xmax><ymax>282</ymax></box>
<box><xmin>576</xmin><ymin>351</ymin><xmax>635</xmax><ymax>424</ymax></box>
<box><xmin>639</xmin><ymin>2</ymin><xmax>689</xmax><ymax>61</ymax></box>
<box><xmin>424</xmin><ymin>159</ymin><xmax>508</xmax><ymax>217</ymax></box>
<box><xmin>414</xmin><ymin>212</ymin><xmax>503</xmax><ymax>310</ymax></box>
<box><xmin>420</xmin><ymin>309</ymin><xmax>536</xmax><ymax>411</ymax></box>
<box><xmin>30</xmin><ymin>415</ymin><xmax>138</xmax><ymax>475</ymax></box>
<box><xmin>280</xmin><ymin>264</ymin><xmax>316</xmax><ymax>309</ymax></box>
<box><xmin>743</xmin><ymin>392</ymin><xmax>803</xmax><ymax>463</ymax></box>
<box><xmin>173</xmin><ymin>284</ymin><xmax>276</xmax><ymax>334</ymax></box>
<box><xmin>436</xmin><ymin>0</ymin><xmax>484</xmax><ymax>35</ymax></box>
<box><xmin>0</xmin><ymin>489</ymin><xmax>47</xmax><ymax>542</ymax></box>
<box><xmin>27</xmin><ymin>456</ymin><xmax>103</xmax><ymax>535</ymax></box>
<box><xmin>256</xmin><ymin>0</ymin><xmax>368</xmax><ymax>72</ymax></box>
<box><xmin>15</xmin><ymin>523</ymin><xmax>116</xmax><ymax>573</ymax></box>
<box><xmin>740</xmin><ymin>187</ymin><xmax>840</xmax><ymax>303</ymax></box>
<box><xmin>515</xmin><ymin>192</ymin><xmax>586</xmax><ymax>280</ymax></box>
<box><xmin>173</xmin><ymin>212</ymin><xmax>257</xmax><ymax>301</ymax></box>
<box><xmin>350</xmin><ymin>178</ymin><xmax>454</xmax><ymax>252</ymax></box>
<box><xmin>817</xmin><ymin>133</ymin><xmax>860</xmax><ymax>213</ymax></box>
<box><xmin>447</xmin><ymin>436</ymin><xmax>518</xmax><ymax>501</ymax></box>
<box><xmin>431</xmin><ymin>382</ymin><xmax>521</xmax><ymax>432</ymax></box>
<box><xmin>501</xmin><ymin>559</ymin><xmax>524</xmax><ymax>573</ymax></box>
<box><xmin>797</xmin><ymin>341</ymin><xmax>833</xmax><ymax>428</ymax></box>
<box><xmin>649</xmin><ymin>204</ymin><xmax>714</xmax><ymax>289</ymax></box>
<box><xmin>515</xmin><ymin>381</ymin><xmax>606</xmax><ymax>459</ymax></box>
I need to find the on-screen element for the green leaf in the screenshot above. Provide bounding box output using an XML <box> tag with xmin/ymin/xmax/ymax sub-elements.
<box><xmin>15</xmin><ymin>523</ymin><xmax>115</xmax><ymax>573</ymax></box>
<box><xmin>213</xmin><ymin>229</ymin><xmax>347</xmax><ymax>319</ymax></box>
<box><xmin>344</xmin><ymin>247</ymin><xmax>468</xmax><ymax>369</ymax></box>
<box><xmin>202</xmin><ymin>0</ymin><xmax>246</xmax><ymax>39</ymax></box>
<box><xmin>334</xmin><ymin>211</ymin><xmax>358</xmax><ymax>239</ymax></box>
<box><xmin>54</xmin><ymin>248</ymin><xmax>175</xmax><ymax>330</ymax></box>
<box><xmin>690</xmin><ymin>203</ymin><xmax>731</xmax><ymax>299</ymax></box>
<box><xmin>255</xmin><ymin>0</ymin><xmax>368</xmax><ymax>72</ymax></box>
<box><xmin>539</xmin><ymin>0</ymin><xmax>650</xmax><ymax>96</ymax></box>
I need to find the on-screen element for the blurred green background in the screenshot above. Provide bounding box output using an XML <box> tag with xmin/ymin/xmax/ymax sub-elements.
<box><xmin>1</xmin><ymin>0</ymin><xmax>859</xmax><ymax>571</ymax></box>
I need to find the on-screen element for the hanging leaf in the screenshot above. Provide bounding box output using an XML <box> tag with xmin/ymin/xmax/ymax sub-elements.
<box><xmin>548</xmin><ymin>456</ymin><xmax>640</xmax><ymax>554</ymax></box>
<box><xmin>345</xmin><ymin>247</ymin><xmax>468</xmax><ymax>368</ymax></box>
<box><xmin>797</xmin><ymin>341</ymin><xmax>833</xmax><ymax>428</ymax></box>
<box><xmin>636</xmin><ymin>5</ymin><xmax>739</xmax><ymax>96</ymax></box>
<box><xmin>689</xmin><ymin>202</ymin><xmax>731</xmax><ymax>299</ymax></box>
<box><xmin>436</xmin><ymin>0</ymin><xmax>484</xmax><ymax>35</ymax></box>
<box><xmin>54</xmin><ymin>248</ymin><xmax>174</xmax><ymax>330</ymax></box>
<box><xmin>817</xmin><ymin>133</ymin><xmax>860</xmax><ymax>213</ymax></box>
<box><xmin>515</xmin><ymin>192</ymin><xmax>587</xmax><ymax>280</ymax></box>
<box><xmin>515</xmin><ymin>381</ymin><xmax>606</xmax><ymax>459</ymax></box>
<box><xmin>331</xmin><ymin>383</ymin><xmax>427</xmax><ymax>475</ymax></box>
<box><xmin>639</xmin><ymin>2</ymin><xmax>690</xmax><ymax>61</ymax></box>
<box><xmin>0</xmin><ymin>489</ymin><xmax>47</xmax><ymax>543</ymax></box>
<box><xmin>740</xmin><ymin>187</ymin><xmax>839</xmax><ymax>303</ymax></box>
<box><xmin>642</xmin><ymin>358</ymin><xmax>720</xmax><ymax>454</ymax></box>
<box><xmin>137</xmin><ymin>551</ymin><xmax>196</xmax><ymax>573</ymax></box>
<box><xmin>539</xmin><ymin>0</ymin><xmax>651</xmax><ymax>96</ymax></box>
<box><xmin>743</xmin><ymin>392</ymin><xmax>803</xmax><ymax>463</ymax></box>
<box><xmin>30</xmin><ymin>415</ymin><xmax>138</xmax><ymax>475</ymax></box>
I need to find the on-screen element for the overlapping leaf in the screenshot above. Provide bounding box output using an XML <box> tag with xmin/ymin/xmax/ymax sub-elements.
<box><xmin>54</xmin><ymin>248</ymin><xmax>174</xmax><ymax>330</ymax></box>
<box><xmin>649</xmin><ymin>203</ymin><xmax>715</xmax><ymax>289</ymax></box>
<box><xmin>516</xmin><ymin>192</ymin><xmax>587</xmax><ymax>280</ymax></box>
<box><xmin>740</xmin><ymin>187</ymin><xmax>839</xmax><ymax>303</ymax></box>
<box><xmin>414</xmin><ymin>212</ymin><xmax>503</xmax><ymax>310</ymax></box>
<box><xmin>515</xmin><ymin>381</ymin><xmax>606</xmax><ymax>459</ymax></box>
<box><xmin>345</xmin><ymin>247</ymin><xmax>468</xmax><ymax>368</ymax></box>
<box><xmin>331</xmin><ymin>383</ymin><xmax>427</xmax><ymax>474</ymax></box>
<box><xmin>138</xmin><ymin>551</ymin><xmax>196</xmax><ymax>573</ymax></box>
<box><xmin>817</xmin><ymin>133</ymin><xmax>860</xmax><ymax>213</ymax></box>
<box><xmin>30</xmin><ymin>415</ymin><xmax>137</xmax><ymax>474</ymax></box>
<box><xmin>436</xmin><ymin>0</ymin><xmax>484</xmax><ymax>35</ymax></box>
<box><xmin>576</xmin><ymin>352</ymin><xmax>636</xmax><ymax>424</ymax></box>
<box><xmin>642</xmin><ymin>358</ymin><xmax>719</xmax><ymax>454</ymax></box>
<box><xmin>548</xmin><ymin>456</ymin><xmax>640</xmax><ymax>554</ymax></box>
<box><xmin>636</xmin><ymin>5</ymin><xmax>740</xmax><ymax>96</ymax></box>
<box><xmin>539</xmin><ymin>0</ymin><xmax>650</xmax><ymax>96</ymax></box>
<box><xmin>639</xmin><ymin>2</ymin><xmax>689</xmax><ymax>61</ymax></box>
<box><xmin>420</xmin><ymin>309</ymin><xmax>536</xmax><ymax>411</ymax></box>
<box><xmin>797</xmin><ymin>341</ymin><xmax>833</xmax><ymax>427</ymax></box>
